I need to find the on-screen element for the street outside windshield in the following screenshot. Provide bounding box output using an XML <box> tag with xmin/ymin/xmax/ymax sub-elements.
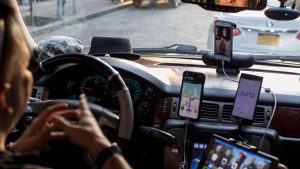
<box><xmin>19</xmin><ymin>0</ymin><xmax>300</xmax><ymax>57</ymax></box>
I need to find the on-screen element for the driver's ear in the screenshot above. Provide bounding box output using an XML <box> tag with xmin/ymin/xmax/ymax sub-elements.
<box><xmin>0</xmin><ymin>83</ymin><xmax>13</xmax><ymax>116</ymax></box>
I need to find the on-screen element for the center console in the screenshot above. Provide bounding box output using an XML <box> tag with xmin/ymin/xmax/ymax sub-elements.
<box><xmin>161</xmin><ymin>119</ymin><xmax>280</xmax><ymax>169</ymax></box>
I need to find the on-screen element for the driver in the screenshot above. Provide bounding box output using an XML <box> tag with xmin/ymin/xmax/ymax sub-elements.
<box><xmin>0</xmin><ymin>1</ymin><xmax>131</xmax><ymax>169</ymax></box>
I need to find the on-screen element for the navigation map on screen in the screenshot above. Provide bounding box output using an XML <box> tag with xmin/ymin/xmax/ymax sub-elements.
<box><xmin>179</xmin><ymin>81</ymin><xmax>202</xmax><ymax>119</ymax></box>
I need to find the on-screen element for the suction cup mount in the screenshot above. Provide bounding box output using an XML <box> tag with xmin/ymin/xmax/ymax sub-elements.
<box><xmin>265</xmin><ymin>7</ymin><xmax>300</xmax><ymax>20</ymax></box>
<box><xmin>264</xmin><ymin>0</ymin><xmax>300</xmax><ymax>20</ymax></box>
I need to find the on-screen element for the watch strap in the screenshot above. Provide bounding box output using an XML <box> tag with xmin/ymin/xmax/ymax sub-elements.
<box><xmin>95</xmin><ymin>143</ymin><xmax>122</xmax><ymax>169</ymax></box>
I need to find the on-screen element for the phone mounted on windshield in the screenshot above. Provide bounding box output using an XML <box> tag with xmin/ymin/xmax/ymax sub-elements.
<box><xmin>197</xmin><ymin>134</ymin><xmax>279</xmax><ymax>169</ymax></box>
<box><xmin>214</xmin><ymin>20</ymin><xmax>235</xmax><ymax>62</ymax></box>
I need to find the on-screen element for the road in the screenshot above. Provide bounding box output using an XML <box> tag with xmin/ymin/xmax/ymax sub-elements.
<box><xmin>33</xmin><ymin>4</ymin><xmax>217</xmax><ymax>49</ymax></box>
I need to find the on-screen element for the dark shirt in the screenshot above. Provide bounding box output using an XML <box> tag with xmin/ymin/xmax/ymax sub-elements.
<box><xmin>0</xmin><ymin>151</ymin><xmax>51</xmax><ymax>169</ymax></box>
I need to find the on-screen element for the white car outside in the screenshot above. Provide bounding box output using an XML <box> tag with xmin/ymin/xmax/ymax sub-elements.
<box><xmin>207</xmin><ymin>5</ymin><xmax>300</xmax><ymax>56</ymax></box>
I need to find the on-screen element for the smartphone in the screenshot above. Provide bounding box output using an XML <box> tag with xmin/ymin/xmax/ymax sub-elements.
<box><xmin>178</xmin><ymin>71</ymin><xmax>205</xmax><ymax>120</ymax></box>
<box><xmin>214</xmin><ymin>20</ymin><xmax>234</xmax><ymax>62</ymax></box>
<box><xmin>232</xmin><ymin>73</ymin><xmax>263</xmax><ymax>120</ymax></box>
<box><xmin>197</xmin><ymin>134</ymin><xmax>279</xmax><ymax>169</ymax></box>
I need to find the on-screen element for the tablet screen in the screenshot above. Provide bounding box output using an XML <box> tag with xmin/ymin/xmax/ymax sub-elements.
<box><xmin>197</xmin><ymin>137</ymin><xmax>276</xmax><ymax>169</ymax></box>
<box><xmin>191</xmin><ymin>143</ymin><xmax>208</xmax><ymax>169</ymax></box>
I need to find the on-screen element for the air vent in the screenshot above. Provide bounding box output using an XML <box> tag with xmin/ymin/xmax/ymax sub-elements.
<box><xmin>222</xmin><ymin>105</ymin><xmax>265</xmax><ymax>123</ymax></box>
<box><xmin>222</xmin><ymin>105</ymin><xmax>233</xmax><ymax>121</ymax></box>
<box><xmin>253</xmin><ymin>107</ymin><xmax>265</xmax><ymax>124</ymax></box>
<box><xmin>31</xmin><ymin>86</ymin><xmax>45</xmax><ymax>100</ymax></box>
<box><xmin>160</xmin><ymin>98</ymin><xmax>169</xmax><ymax>117</ymax></box>
<box><xmin>200</xmin><ymin>102</ymin><xmax>219</xmax><ymax>120</ymax></box>
<box><xmin>31</xmin><ymin>88</ymin><xmax>37</xmax><ymax>98</ymax></box>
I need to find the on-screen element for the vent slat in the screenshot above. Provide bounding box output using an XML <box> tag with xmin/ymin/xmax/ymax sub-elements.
<box><xmin>222</xmin><ymin>105</ymin><xmax>233</xmax><ymax>121</ymax></box>
<box><xmin>255</xmin><ymin>115</ymin><xmax>265</xmax><ymax>117</ymax></box>
<box><xmin>202</xmin><ymin>115</ymin><xmax>218</xmax><ymax>118</ymax></box>
<box><xmin>253</xmin><ymin>110</ymin><xmax>265</xmax><ymax>123</ymax></box>
<box><xmin>202</xmin><ymin>107</ymin><xmax>218</xmax><ymax>111</ymax></box>
<box><xmin>202</xmin><ymin>109</ymin><xmax>219</xmax><ymax>112</ymax></box>
<box><xmin>31</xmin><ymin>88</ymin><xmax>37</xmax><ymax>98</ymax></box>
<box><xmin>222</xmin><ymin>105</ymin><xmax>265</xmax><ymax>124</ymax></box>
<box><xmin>223</xmin><ymin>106</ymin><xmax>232</xmax><ymax>120</ymax></box>
<box><xmin>222</xmin><ymin>111</ymin><xmax>232</xmax><ymax>121</ymax></box>
<box><xmin>200</xmin><ymin>102</ymin><xmax>219</xmax><ymax>120</ymax></box>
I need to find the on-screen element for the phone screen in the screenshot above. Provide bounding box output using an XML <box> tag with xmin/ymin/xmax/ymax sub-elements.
<box><xmin>178</xmin><ymin>71</ymin><xmax>205</xmax><ymax>120</ymax></box>
<box><xmin>214</xmin><ymin>20</ymin><xmax>233</xmax><ymax>62</ymax></box>
<box><xmin>190</xmin><ymin>143</ymin><xmax>208</xmax><ymax>169</ymax></box>
<box><xmin>232</xmin><ymin>74</ymin><xmax>263</xmax><ymax>120</ymax></box>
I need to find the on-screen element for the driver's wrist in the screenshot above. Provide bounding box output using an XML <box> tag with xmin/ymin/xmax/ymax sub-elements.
<box><xmin>94</xmin><ymin>142</ymin><xmax>122</xmax><ymax>169</ymax></box>
<box><xmin>89</xmin><ymin>139</ymin><xmax>112</xmax><ymax>159</ymax></box>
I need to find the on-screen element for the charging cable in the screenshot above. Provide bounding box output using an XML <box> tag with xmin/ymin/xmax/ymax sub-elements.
<box><xmin>259</xmin><ymin>90</ymin><xmax>277</xmax><ymax>150</ymax></box>
<box><xmin>221</xmin><ymin>60</ymin><xmax>278</xmax><ymax>150</ymax></box>
<box><xmin>179</xmin><ymin>119</ymin><xmax>189</xmax><ymax>169</ymax></box>
<box><xmin>221</xmin><ymin>60</ymin><xmax>239</xmax><ymax>83</ymax></box>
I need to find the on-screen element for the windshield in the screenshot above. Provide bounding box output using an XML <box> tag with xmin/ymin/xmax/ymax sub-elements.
<box><xmin>18</xmin><ymin>0</ymin><xmax>300</xmax><ymax>58</ymax></box>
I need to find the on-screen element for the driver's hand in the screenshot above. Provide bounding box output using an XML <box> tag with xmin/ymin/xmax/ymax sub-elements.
<box><xmin>52</xmin><ymin>94</ymin><xmax>112</xmax><ymax>159</ymax></box>
<box><xmin>9</xmin><ymin>103</ymin><xmax>79</xmax><ymax>153</ymax></box>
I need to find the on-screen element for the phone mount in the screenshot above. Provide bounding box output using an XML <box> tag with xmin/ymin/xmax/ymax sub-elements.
<box><xmin>202</xmin><ymin>52</ymin><xmax>254</xmax><ymax>74</ymax></box>
<box><xmin>233</xmin><ymin>117</ymin><xmax>253</xmax><ymax>140</ymax></box>
<box><xmin>264</xmin><ymin>0</ymin><xmax>299</xmax><ymax>21</ymax></box>
<box><xmin>265</xmin><ymin>7</ymin><xmax>300</xmax><ymax>21</ymax></box>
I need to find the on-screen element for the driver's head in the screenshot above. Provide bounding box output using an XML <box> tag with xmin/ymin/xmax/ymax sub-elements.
<box><xmin>0</xmin><ymin>5</ymin><xmax>33</xmax><ymax>135</ymax></box>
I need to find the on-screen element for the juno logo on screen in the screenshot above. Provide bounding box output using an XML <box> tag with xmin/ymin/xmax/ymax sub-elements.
<box><xmin>239</xmin><ymin>91</ymin><xmax>255</xmax><ymax>98</ymax></box>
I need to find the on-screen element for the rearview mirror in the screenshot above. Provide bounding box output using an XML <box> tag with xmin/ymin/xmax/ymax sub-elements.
<box><xmin>181</xmin><ymin>0</ymin><xmax>267</xmax><ymax>12</ymax></box>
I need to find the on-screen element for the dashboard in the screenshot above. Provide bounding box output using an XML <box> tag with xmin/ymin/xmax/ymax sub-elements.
<box><xmin>48</xmin><ymin>71</ymin><xmax>156</xmax><ymax>106</ymax></box>
<box><xmin>34</xmin><ymin>65</ymin><xmax>159</xmax><ymax>126</ymax></box>
<box><xmin>26</xmin><ymin>55</ymin><xmax>300</xmax><ymax>169</ymax></box>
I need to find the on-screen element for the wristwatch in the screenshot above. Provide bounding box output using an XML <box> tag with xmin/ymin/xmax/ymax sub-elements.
<box><xmin>95</xmin><ymin>143</ymin><xmax>122</xmax><ymax>169</ymax></box>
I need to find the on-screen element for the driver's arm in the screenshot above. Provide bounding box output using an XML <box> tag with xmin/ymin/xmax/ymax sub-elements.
<box><xmin>51</xmin><ymin>94</ymin><xmax>132</xmax><ymax>169</ymax></box>
<box><xmin>8</xmin><ymin>94</ymin><xmax>132</xmax><ymax>169</ymax></box>
<box><xmin>0</xmin><ymin>0</ymin><xmax>36</xmax><ymax>49</ymax></box>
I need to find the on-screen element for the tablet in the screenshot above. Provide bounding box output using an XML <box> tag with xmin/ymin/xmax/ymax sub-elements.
<box><xmin>197</xmin><ymin>135</ymin><xmax>278</xmax><ymax>169</ymax></box>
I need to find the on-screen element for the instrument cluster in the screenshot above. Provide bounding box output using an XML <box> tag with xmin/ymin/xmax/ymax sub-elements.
<box><xmin>48</xmin><ymin>72</ymin><xmax>158</xmax><ymax>124</ymax></box>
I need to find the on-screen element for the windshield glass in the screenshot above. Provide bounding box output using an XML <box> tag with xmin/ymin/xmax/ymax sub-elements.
<box><xmin>18</xmin><ymin>0</ymin><xmax>300</xmax><ymax>57</ymax></box>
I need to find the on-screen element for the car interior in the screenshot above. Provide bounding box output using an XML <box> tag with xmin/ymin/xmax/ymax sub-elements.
<box><xmin>4</xmin><ymin>0</ymin><xmax>300</xmax><ymax>169</ymax></box>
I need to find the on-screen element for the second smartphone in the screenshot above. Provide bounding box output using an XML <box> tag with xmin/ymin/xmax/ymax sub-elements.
<box><xmin>214</xmin><ymin>20</ymin><xmax>234</xmax><ymax>62</ymax></box>
<box><xmin>178</xmin><ymin>71</ymin><xmax>205</xmax><ymax>120</ymax></box>
<box><xmin>232</xmin><ymin>73</ymin><xmax>263</xmax><ymax>121</ymax></box>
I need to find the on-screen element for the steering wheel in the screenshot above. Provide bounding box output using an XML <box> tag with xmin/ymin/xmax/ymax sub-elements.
<box><xmin>29</xmin><ymin>53</ymin><xmax>134</xmax><ymax>168</ymax></box>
